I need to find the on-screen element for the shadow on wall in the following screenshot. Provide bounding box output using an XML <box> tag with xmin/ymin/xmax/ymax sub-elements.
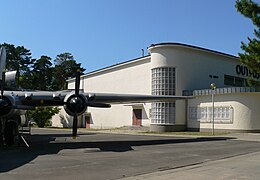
<box><xmin>60</xmin><ymin>114</ymin><xmax>88</xmax><ymax>128</ymax></box>
<box><xmin>60</xmin><ymin>114</ymin><xmax>73</xmax><ymax>128</ymax></box>
<box><xmin>142</xmin><ymin>107</ymin><xmax>149</xmax><ymax>120</ymax></box>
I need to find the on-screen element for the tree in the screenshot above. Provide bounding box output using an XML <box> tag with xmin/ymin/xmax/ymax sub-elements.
<box><xmin>0</xmin><ymin>43</ymin><xmax>33</xmax><ymax>88</ymax></box>
<box><xmin>53</xmin><ymin>52</ymin><xmax>85</xmax><ymax>90</ymax></box>
<box><xmin>235</xmin><ymin>0</ymin><xmax>260</xmax><ymax>74</ymax></box>
<box><xmin>30</xmin><ymin>107</ymin><xmax>60</xmax><ymax>128</ymax></box>
<box><xmin>31</xmin><ymin>56</ymin><xmax>54</xmax><ymax>90</ymax></box>
<box><xmin>0</xmin><ymin>43</ymin><xmax>86</xmax><ymax>127</ymax></box>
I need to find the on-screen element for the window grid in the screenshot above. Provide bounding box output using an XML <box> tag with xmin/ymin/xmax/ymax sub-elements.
<box><xmin>152</xmin><ymin>67</ymin><xmax>175</xmax><ymax>95</ymax></box>
<box><xmin>151</xmin><ymin>67</ymin><xmax>176</xmax><ymax>124</ymax></box>
<box><xmin>224</xmin><ymin>74</ymin><xmax>257</xmax><ymax>87</ymax></box>
<box><xmin>189</xmin><ymin>106</ymin><xmax>233</xmax><ymax>123</ymax></box>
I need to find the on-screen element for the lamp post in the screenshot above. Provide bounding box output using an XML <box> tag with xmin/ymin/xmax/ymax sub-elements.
<box><xmin>210</xmin><ymin>83</ymin><xmax>216</xmax><ymax>135</ymax></box>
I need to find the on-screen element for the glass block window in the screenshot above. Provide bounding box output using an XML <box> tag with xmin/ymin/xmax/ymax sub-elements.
<box><xmin>152</xmin><ymin>67</ymin><xmax>175</xmax><ymax>95</ymax></box>
<box><xmin>151</xmin><ymin>67</ymin><xmax>176</xmax><ymax>125</ymax></box>
<box><xmin>189</xmin><ymin>106</ymin><xmax>233</xmax><ymax>123</ymax></box>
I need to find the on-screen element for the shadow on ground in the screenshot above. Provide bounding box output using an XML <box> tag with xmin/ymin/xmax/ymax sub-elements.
<box><xmin>0</xmin><ymin>131</ymin><xmax>233</xmax><ymax>173</ymax></box>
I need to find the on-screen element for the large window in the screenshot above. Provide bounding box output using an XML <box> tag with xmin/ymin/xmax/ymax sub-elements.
<box><xmin>224</xmin><ymin>74</ymin><xmax>247</xmax><ymax>87</ymax></box>
<box><xmin>152</xmin><ymin>67</ymin><xmax>175</xmax><ymax>95</ymax></box>
<box><xmin>151</xmin><ymin>67</ymin><xmax>176</xmax><ymax>124</ymax></box>
<box><xmin>189</xmin><ymin>106</ymin><xmax>233</xmax><ymax>123</ymax></box>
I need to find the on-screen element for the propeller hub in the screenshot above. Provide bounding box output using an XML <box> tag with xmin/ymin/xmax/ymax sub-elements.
<box><xmin>69</xmin><ymin>96</ymin><xmax>85</xmax><ymax>113</ymax></box>
<box><xmin>64</xmin><ymin>94</ymin><xmax>87</xmax><ymax>116</ymax></box>
<box><xmin>0</xmin><ymin>96</ymin><xmax>13</xmax><ymax>117</ymax></box>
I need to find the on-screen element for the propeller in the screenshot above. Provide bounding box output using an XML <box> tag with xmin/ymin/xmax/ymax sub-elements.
<box><xmin>64</xmin><ymin>68</ymin><xmax>111</xmax><ymax>138</ymax></box>
<box><xmin>0</xmin><ymin>47</ymin><xmax>6</xmax><ymax>99</ymax></box>
<box><xmin>0</xmin><ymin>72</ymin><xmax>5</xmax><ymax>99</ymax></box>
<box><xmin>72</xmin><ymin>69</ymin><xmax>81</xmax><ymax>139</ymax></box>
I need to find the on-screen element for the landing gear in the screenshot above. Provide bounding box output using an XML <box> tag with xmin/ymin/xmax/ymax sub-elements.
<box><xmin>4</xmin><ymin>121</ymin><xmax>18</xmax><ymax>146</ymax></box>
<box><xmin>0</xmin><ymin>122</ymin><xmax>3</xmax><ymax>146</ymax></box>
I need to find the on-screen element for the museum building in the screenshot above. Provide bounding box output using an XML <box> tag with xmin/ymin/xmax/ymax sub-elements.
<box><xmin>52</xmin><ymin>43</ymin><xmax>260</xmax><ymax>132</ymax></box>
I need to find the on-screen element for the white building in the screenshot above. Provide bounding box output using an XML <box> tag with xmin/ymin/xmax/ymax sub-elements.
<box><xmin>52</xmin><ymin>43</ymin><xmax>260</xmax><ymax>132</ymax></box>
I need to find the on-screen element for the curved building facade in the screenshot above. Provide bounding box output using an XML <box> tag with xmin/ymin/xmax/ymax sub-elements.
<box><xmin>52</xmin><ymin>42</ymin><xmax>260</xmax><ymax>132</ymax></box>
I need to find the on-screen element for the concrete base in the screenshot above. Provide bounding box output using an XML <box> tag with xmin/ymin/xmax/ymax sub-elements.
<box><xmin>150</xmin><ymin>124</ymin><xmax>186</xmax><ymax>132</ymax></box>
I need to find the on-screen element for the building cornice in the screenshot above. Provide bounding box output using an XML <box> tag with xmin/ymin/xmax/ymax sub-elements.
<box><xmin>68</xmin><ymin>42</ymin><xmax>240</xmax><ymax>82</ymax></box>
<box><xmin>148</xmin><ymin>42</ymin><xmax>239</xmax><ymax>59</ymax></box>
<box><xmin>67</xmin><ymin>55</ymin><xmax>150</xmax><ymax>82</ymax></box>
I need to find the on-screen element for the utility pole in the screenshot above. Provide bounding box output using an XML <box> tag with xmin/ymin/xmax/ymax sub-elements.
<box><xmin>210</xmin><ymin>83</ymin><xmax>216</xmax><ymax>135</ymax></box>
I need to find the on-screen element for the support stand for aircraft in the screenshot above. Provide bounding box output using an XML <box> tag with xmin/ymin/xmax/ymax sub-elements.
<box><xmin>18</xmin><ymin>135</ymin><xmax>30</xmax><ymax>147</ymax></box>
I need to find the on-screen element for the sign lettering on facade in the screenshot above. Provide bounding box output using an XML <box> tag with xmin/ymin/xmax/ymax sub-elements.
<box><xmin>236</xmin><ymin>65</ymin><xmax>260</xmax><ymax>80</ymax></box>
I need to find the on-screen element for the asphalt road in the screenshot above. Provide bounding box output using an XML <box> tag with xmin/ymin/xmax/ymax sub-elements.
<box><xmin>1</xmin><ymin>128</ymin><xmax>260</xmax><ymax>180</ymax></box>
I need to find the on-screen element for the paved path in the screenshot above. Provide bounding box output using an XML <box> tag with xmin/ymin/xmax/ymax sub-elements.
<box><xmin>123</xmin><ymin>151</ymin><xmax>260</xmax><ymax>180</ymax></box>
<box><xmin>1</xmin><ymin>128</ymin><xmax>260</xmax><ymax>180</ymax></box>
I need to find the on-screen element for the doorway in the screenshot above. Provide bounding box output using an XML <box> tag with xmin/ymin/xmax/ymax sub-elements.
<box><xmin>85</xmin><ymin>115</ymin><xmax>91</xmax><ymax>129</ymax></box>
<box><xmin>132</xmin><ymin>109</ymin><xmax>142</xmax><ymax>126</ymax></box>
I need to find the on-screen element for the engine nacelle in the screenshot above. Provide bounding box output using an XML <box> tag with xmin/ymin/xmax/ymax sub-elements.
<box><xmin>5</xmin><ymin>71</ymin><xmax>18</xmax><ymax>90</ymax></box>
<box><xmin>0</xmin><ymin>95</ymin><xmax>26</xmax><ymax>118</ymax></box>
<box><xmin>63</xmin><ymin>93</ymin><xmax>87</xmax><ymax>116</ymax></box>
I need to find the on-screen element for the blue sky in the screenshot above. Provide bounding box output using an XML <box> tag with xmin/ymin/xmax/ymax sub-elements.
<box><xmin>0</xmin><ymin>0</ymin><xmax>256</xmax><ymax>72</ymax></box>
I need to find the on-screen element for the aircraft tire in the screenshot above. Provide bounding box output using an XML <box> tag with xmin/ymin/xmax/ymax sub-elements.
<box><xmin>0</xmin><ymin>131</ymin><xmax>3</xmax><ymax>146</ymax></box>
<box><xmin>4</xmin><ymin>121</ymin><xmax>17</xmax><ymax>146</ymax></box>
<box><xmin>0</xmin><ymin>121</ymin><xmax>4</xmax><ymax>146</ymax></box>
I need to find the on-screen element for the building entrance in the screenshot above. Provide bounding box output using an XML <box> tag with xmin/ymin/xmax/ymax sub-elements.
<box><xmin>85</xmin><ymin>115</ymin><xmax>91</xmax><ymax>129</ymax></box>
<box><xmin>132</xmin><ymin>109</ymin><xmax>142</xmax><ymax>126</ymax></box>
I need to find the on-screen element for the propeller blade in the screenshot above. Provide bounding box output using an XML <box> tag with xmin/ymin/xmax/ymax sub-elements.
<box><xmin>0</xmin><ymin>47</ymin><xmax>6</xmax><ymax>81</ymax></box>
<box><xmin>75</xmin><ymin>69</ymin><xmax>80</xmax><ymax>96</ymax></box>
<box><xmin>13</xmin><ymin>105</ymin><xmax>35</xmax><ymax>110</ymax></box>
<box><xmin>1</xmin><ymin>72</ymin><xmax>5</xmax><ymax>98</ymax></box>
<box><xmin>0</xmin><ymin>47</ymin><xmax>6</xmax><ymax>98</ymax></box>
<box><xmin>72</xmin><ymin>114</ymin><xmax>78</xmax><ymax>139</ymax></box>
<box><xmin>72</xmin><ymin>69</ymin><xmax>81</xmax><ymax>138</ymax></box>
<box><xmin>85</xmin><ymin>102</ymin><xmax>111</xmax><ymax>108</ymax></box>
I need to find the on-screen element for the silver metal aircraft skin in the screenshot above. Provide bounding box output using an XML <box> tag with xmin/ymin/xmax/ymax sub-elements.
<box><xmin>0</xmin><ymin>46</ymin><xmax>191</xmax><ymax>146</ymax></box>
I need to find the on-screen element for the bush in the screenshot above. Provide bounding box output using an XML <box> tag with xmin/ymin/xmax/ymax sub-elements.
<box><xmin>29</xmin><ymin>107</ymin><xmax>60</xmax><ymax>128</ymax></box>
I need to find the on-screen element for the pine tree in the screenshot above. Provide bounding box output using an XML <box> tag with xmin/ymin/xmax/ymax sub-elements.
<box><xmin>236</xmin><ymin>0</ymin><xmax>260</xmax><ymax>74</ymax></box>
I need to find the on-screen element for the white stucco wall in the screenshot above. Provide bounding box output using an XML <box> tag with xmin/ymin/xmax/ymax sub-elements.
<box><xmin>88</xmin><ymin>103</ymin><xmax>151</xmax><ymax>129</ymax></box>
<box><xmin>188</xmin><ymin>93</ymin><xmax>260</xmax><ymax>131</ymax></box>
<box><xmin>81</xmin><ymin>57</ymin><xmax>151</xmax><ymax>94</ymax></box>
<box><xmin>148</xmin><ymin>44</ymin><xmax>240</xmax><ymax>95</ymax></box>
<box><xmin>83</xmin><ymin>57</ymin><xmax>152</xmax><ymax>128</ymax></box>
<box><xmin>148</xmin><ymin>44</ymin><xmax>241</xmax><ymax>127</ymax></box>
<box><xmin>55</xmin><ymin>57</ymin><xmax>152</xmax><ymax>128</ymax></box>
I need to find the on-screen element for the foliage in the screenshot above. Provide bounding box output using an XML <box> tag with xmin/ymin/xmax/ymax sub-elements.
<box><xmin>31</xmin><ymin>55</ymin><xmax>54</xmax><ymax>90</ymax></box>
<box><xmin>235</xmin><ymin>0</ymin><xmax>260</xmax><ymax>74</ymax></box>
<box><xmin>0</xmin><ymin>43</ymin><xmax>86</xmax><ymax>127</ymax></box>
<box><xmin>0</xmin><ymin>43</ymin><xmax>85</xmax><ymax>91</ymax></box>
<box><xmin>0</xmin><ymin>43</ymin><xmax>33</xmax><ymax>88</ymax></box>
<box><xmin>53</xmin><ymin>53</ymin><xmax>85</xmax><ymax>90</ymax></box>
<box><xmin>29</xmin><ymin>107</ymin><xmax>60</xmax><ymax>128</ymax></box>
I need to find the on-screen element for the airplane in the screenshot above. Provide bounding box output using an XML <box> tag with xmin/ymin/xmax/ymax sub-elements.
<box><xmin>0</xmin><ymin>46</ymin><xmax>191</xmax><ymax>146</ymax></box>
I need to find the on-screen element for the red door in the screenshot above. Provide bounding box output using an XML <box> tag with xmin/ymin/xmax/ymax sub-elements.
<box><xmin>132</xmin><ymin>109</ymin><xmax>142</xmax><ymax>126</ymax></box>
<box><xmin>85</xmin><ymin>116</ymin><xmax>91</xmax><ymax>129</ymax></box>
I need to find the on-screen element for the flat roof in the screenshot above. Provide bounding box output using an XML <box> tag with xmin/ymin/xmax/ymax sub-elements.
<box><xmin>148</xmin><ymin>42</ymin><xmax>239</xmax><ymax>59</ymax></box>
<box><xmin>68</xmin><ymin>42</ymin><xmax>239</xmax><ymax>82</ymax></box>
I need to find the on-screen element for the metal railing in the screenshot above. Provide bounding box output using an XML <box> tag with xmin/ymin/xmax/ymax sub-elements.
<box><xmin>183</xmin><ymin>87</ymin><xmax>260</xmax><ymax>96</ymax></box>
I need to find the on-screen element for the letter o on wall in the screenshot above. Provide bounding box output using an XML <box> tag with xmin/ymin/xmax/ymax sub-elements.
<box><xmin>236</xmin><ymin>65</ymin><xmax>242</xmax><ymax>75</ymax></box>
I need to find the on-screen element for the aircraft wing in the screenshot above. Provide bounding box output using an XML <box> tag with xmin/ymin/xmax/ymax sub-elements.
<box><xmin>86</xmin><ymin>93</ymin><xmax>191</xmax><ymax>104</ymax></box>
<box><xmin>6</xmin><ymin>91</ymin><xmax>191</xmax><ymax>107</ymax></box>
<box><xmin>1</xmin><ymin>68</ymin><xmax>193</xmax><ymax>138</ymax></box>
